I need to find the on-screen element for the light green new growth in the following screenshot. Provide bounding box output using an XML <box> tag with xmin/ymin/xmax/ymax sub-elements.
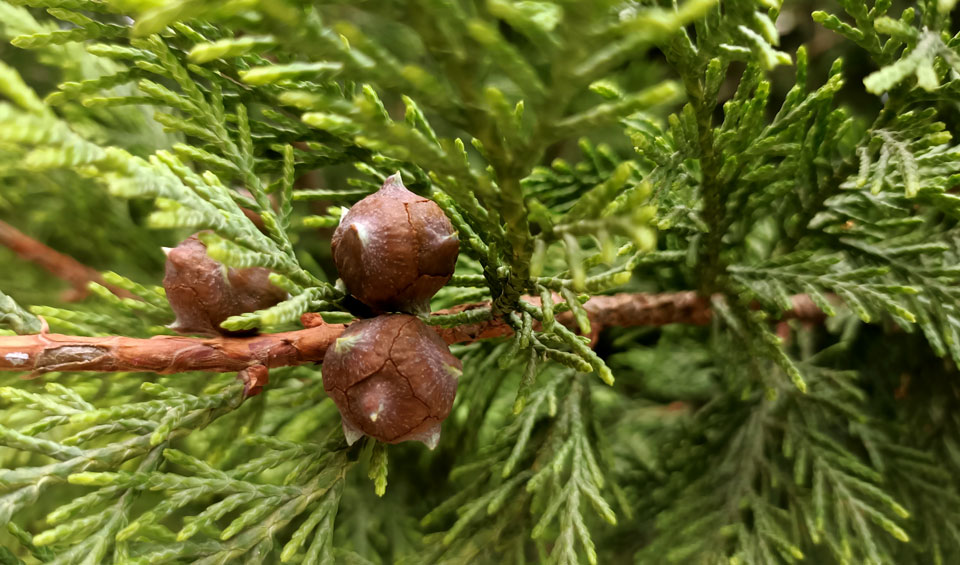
<box><xmin>0</xmin><ymin>290</ymin><xmax>41</xmax><ymax>334</ymax></box>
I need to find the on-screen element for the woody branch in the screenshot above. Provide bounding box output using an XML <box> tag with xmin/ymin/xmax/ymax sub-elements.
<box><xmin>0</xmin><ymin>292</ymin><xmax>825</xmax><ymax>375</ymax></box>
<box><xmin>0</xmin><ymin>220</ymin><xmax>134</xmax><ymax>301</ymax></box>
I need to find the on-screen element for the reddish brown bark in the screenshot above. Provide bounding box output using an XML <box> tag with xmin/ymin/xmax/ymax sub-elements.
<box><xmin>0</xmin><ymin>220</ymin><xmax>134</xmax><ymax>301</ymax></box>
<box><xmin>0</xmin><ymin>292</ymin><xmax>826</xmax><ymax>376</ymax></box>
<box><xmin>0</xmin><ymin>321</ymin><xmax>346</xmax><ymax>374</ymax></box>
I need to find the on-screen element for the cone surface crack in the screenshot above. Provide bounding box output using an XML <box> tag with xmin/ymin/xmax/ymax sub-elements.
<box><xmin>387</xmin><ymin>316</ymin><xmax>420</xmax><ymax>361</ymax></box>
<box><xmin>403</xmin><ymin>201</ymin><xmax>420</xmax><ymax>281</ymax></box>
<box><xmin>389</xmin><ymin>357</ymin><xmax>436</xmax><ymax>418</ymax></box>
<box><xmin>386</xmin><ymin>317</ymin><xmax>439</xmax><ymax>415</ymax></box>
<box><xmin>388</xmin><ymin>358</ymin><xmax>432</xmax><ymax>417</ymax></box>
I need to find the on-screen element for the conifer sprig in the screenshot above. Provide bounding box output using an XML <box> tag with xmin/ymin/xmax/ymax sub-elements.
<box><xmin>1</xmin><ymin>0</ymin><xmax>960</xmax><ymax>562</ymax></box>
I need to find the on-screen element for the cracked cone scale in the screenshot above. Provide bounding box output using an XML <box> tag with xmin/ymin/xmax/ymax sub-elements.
<box><xmin>331</xmin><ymin>173</ymin><xmax>459</xmax><ymax>315</ymax></box>
<box><xmin>325</xmin><ymin>174</ymin><xmax>462</xmax><ymax>447</ymax></box>
<box><xmin>322</xmin><ymin>314</ymin><xmax>461</xmax><ymax>448</ymax></box>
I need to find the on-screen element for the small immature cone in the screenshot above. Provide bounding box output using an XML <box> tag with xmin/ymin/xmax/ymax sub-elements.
<box><xmin>331</xmin><ymin>173</ymin><xmax>459</xmax><ymax>314</ymax></box>
<box><xmin>322</xmin><ymin>314</ymin><xmax>462</xmax><ymax>448</ymax></box>
<box><xmin>163</xmin><ymin>233</ymin><xmax>287</xmax><ymax>336</ymax></box>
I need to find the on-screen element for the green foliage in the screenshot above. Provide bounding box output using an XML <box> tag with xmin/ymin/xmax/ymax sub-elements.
<box><xmin>0</xmin><ymin>291</ymin><xmax>40</xmax><ymax>335</ymax></box>
<box><xmin>0</xmin><ymin>0</ymin><xmax>959</xmax><ymax>563</ymax></box>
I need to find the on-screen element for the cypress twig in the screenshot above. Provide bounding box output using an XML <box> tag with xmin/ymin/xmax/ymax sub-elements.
<box><xmin>0</xmin><ymin>220</ymin><xmax>134</xmax><ymax>301</ymax></box>
<box><xmin>0</xmin><ymin>292</ymin><xmax>827</xmax><ymax>376</ymax></box>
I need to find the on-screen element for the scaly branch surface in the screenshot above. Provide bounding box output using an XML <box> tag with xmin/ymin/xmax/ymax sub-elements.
<box><xmin>0</xmin><ymin>292</ymin><xmax>824</xmax><ymax>374</ymax></box>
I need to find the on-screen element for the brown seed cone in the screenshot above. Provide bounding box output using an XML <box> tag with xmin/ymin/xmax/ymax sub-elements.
<box><xmin>322</xmin><ymin>314</ymin><xmax>462</xmax><ymax>448</ymax></box>
<box><xmin>162</xmin><ymin>233</ymin><xmax>288</xmax><ymax>336</ymax></box>
<box><xmin>331</xmin><ymin>173</ymin><xmax>459</xmax><ymax>314</ymax></box>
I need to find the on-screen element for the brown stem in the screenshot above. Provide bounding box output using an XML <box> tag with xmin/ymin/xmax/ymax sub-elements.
<box><xmin>0</xmin><ymin>220</ymin><xmax>135</xmax><ymax>301</ymax></box>
<box><xmin>0</xmin><ymin>292</ymin><xmax>827</xmax><ymax>375</ymax></box>
<box><xmin>0</xmin><ymin>322</ymin><xmax>347</xmax><ymax>374</ymax></box>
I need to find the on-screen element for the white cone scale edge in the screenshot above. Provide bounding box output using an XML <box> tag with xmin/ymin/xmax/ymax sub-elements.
<box><xmin>341</xmin><ymin>418</ymin><xmax>364</xmax><ymax>446</ymax></box>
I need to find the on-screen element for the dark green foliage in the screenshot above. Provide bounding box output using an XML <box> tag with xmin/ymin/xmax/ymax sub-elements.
<box><xmin>1</xmin><ymin>0</ymin><xmax>960</xmax><ymax>563</ymax></box>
